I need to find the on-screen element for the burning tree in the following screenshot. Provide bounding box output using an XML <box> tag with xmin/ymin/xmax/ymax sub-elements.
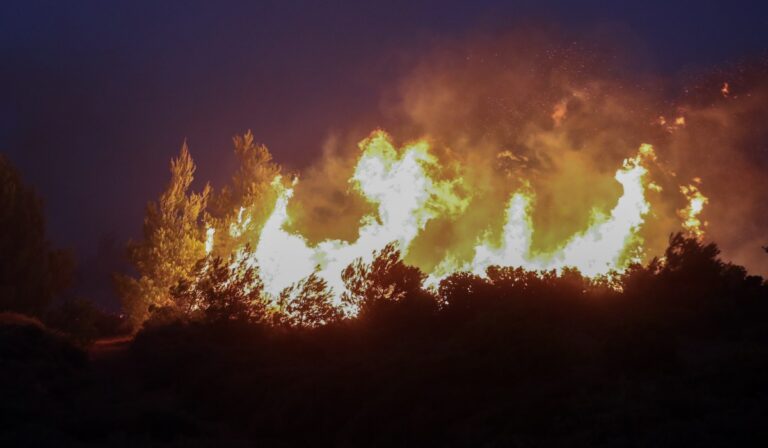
<box><xmin>207</xmin><ymin>131</ymin><xmax>280</xmax><ymax>258</ymax></box>
<box><xmin>118</xmin><ymin>121</ymin><xmax>723</xmax><ymax>330</ymax></box>
<box><xmin>115</xmin><ymin>143</ymin><xmax>210</xmax><ymax>328</ymax></box>
<box><xmin>117</xmin><ymin>132</ymin><xmax>282</xmax><ymax>329</ymax></box>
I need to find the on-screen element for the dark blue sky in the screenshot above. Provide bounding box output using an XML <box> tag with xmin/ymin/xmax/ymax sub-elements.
<box><xmin>1</xmin><ymin>0</ymin><xmax>766</xmax><ymax>264</ymax></box>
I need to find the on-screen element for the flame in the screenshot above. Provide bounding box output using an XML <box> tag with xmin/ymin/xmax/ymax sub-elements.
<box><xmin>657</xmin><ymin>115</ymin><xmax>686</xmax><ymax>133</ymax></box>
<box><xmin>204</xmin><ymin>227</ymin><xmax>215</xmax><ymax>255</ymax></box>
<box><xmin>203</xmin><ymin>130</ymin><xmax>707</xmax><ymax>313</ymax></box>
<box><xmin>224</xmin><ymin>131</ymin><xmax>467</xmax><ymax>303</ymax></box>
<box><xmin>678</xmin><ymin>181</ymin><xmax>709</xmax><ymax>240</ymax></box>
<box><xmin>430</xmin><ymin>143</ymin><xmax>655</xmax><ymax>281</ymax></box>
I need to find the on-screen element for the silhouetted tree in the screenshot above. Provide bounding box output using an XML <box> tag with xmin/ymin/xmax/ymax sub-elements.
<box><xmin>115</xmin><ymin>143</ymin><xmax>210</xmax><ymax>328</ymax></box>
<box><xmin>276</xmin><ymin>273</ymin><xmax>342</xmax><ymax>327</ymax></box>
<box><xmin>171</xmin><ymin>252</ymin><xmax>267</xmax><ymax>323</ymax></box>
<box><xmin>620</xmin><ymin>233</ymin><xmax>766</xmax><ymax>306</ymax></box>
<box><xmin>619</xmin><ymin>260</ymin><xmax>661</xmax><ymax>297</ymax></box>
<box><xmin>437</xmin><ymin>271</ymin><xmax>489</xmax><ymax>312</ymax></box>
<box><xmin>661</xmin><ymin>233</ymin><xmax>724</xmax><ymax>277</ymax></box>
<box><xmin>341</xmin><ymin>243</ymin><xmax>432</xmax><ymax>319</ymax></box>
<box><xmin>0</xmin><ymin>155</ymin><xmax>73</xmax><ymax>316</ymax></box>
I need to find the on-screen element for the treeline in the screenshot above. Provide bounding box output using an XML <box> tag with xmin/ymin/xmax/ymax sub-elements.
<box><xmin>2</xmin><ymin>231</ymin><xmax>767</xmax><ymax>446</ymax></box>
<box><xmin>3</xmin><ymin>146</ymin><xmax>768</xmax><ymax>445</ymax></box>
<box><xmin>2</xmin><ymin>137</ymin><xmax>767</xmax><ymax>343</ymax></box>
<box><xmin>115</xmin><ymin>132</ymin><xmax>280</xmax><ymax>328</ymax></box>
<box><xmin>136</xmin><ymin>233</ymin><xmax>767</xmax><ymax>334</ymax></box>
<box><xmin>0</xmin><ymin>155</ymin><xmax>123</xmax><ymax>345</ymax></box>
<box><xmin>117</xmin><ymin>134</ymin><xmax>768</xmax><ymax>334</ymax></box>
<box><xmin>114</xmin><ymin>233</ymin><xmax>768</xmax><ymax>446</ymax></box>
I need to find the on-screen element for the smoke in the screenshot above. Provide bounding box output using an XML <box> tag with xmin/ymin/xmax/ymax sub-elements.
<box><xmin>278</xmin><ymin>30</ymin><xmax>768</xmax><ymax>277</ymax></box>
<box><xmin>666</xmin><ymin>64</ymin><xmax>768</xmax><ymax>275</ymax></box>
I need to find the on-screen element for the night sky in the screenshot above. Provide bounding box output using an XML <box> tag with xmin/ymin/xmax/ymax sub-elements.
<box><xmin>2</xmin><ymin>0</ymin><xmax>767</xmax><ymax>306</ymax></box>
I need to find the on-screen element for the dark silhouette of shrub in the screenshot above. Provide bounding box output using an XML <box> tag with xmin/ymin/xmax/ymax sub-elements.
<box><xmin>0</xmin><ymin>312</ymin><xmax>86</xmax><ymax>440</ymax></box>
<box><xmin>44</xmin><ymin>298</ymin><xmax>123</xmax><ymax>346</ymax></box>
<box><xmin>4</xmin><ymin>234</ymin><xmax>768</xmax><ymax>446</ymax></box>
<box><xmin>275</xmin><ymin>273</ymin><xmax>342</xmax><ymax>327</ymax></box>
<box><xmin>341</xmin><ymin>242</ymin><xmax>437</xmax><ymax>325</ymax></box>
<box><xmin>170</xmin><ymin>253</ymin><xmax>267</xmax><ymax>324</ymax></box>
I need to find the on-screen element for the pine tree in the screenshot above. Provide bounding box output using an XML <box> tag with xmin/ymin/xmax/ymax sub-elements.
<box><xmin>116</xmin><ymin>143</ymin><xmax>210</xmax><ymax>328</ymax></box>
<box><xmin>208</xmin><ymin>131</ymin><xmax>280</xmax><ymax>257</ymax></box>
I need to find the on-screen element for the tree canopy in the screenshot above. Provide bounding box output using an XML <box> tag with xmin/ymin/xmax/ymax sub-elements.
<box><xmin>0</xmin><ymin>155</ymin><xmax>73</xmax><ymax>316</ymax></box>
<box><xmin>115</xmin><ymin>143</ymin><xmax>210</xmax><ymax>328</ymax></box>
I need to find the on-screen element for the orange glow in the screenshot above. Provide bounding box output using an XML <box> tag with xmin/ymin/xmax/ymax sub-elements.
<box><xmin>202</xmin><ymin>130</ymin><xmax>708</xmax><ymax>314</ymax></box>
<box><xmin>678</xmin><ymin>181</ymin><xmax>709</xmax><ymax>240</ymax></box>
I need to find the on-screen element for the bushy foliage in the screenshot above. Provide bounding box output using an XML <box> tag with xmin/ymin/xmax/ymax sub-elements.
<box><xmin>341</xmin><ymin>243</ymin><xmax>431</xmax><ymax>317</ymax></box>
<box><xmin>0</xmin><ymin>313</ymin><xmax>85</xmax><ymax>393</ymax></box>
<box><xmin>44</xmin><ymin>298</ymin><xmax>126</xmax><ymax>346</ymax></box>
<box><xmin>208</xmin><ymin>131</ymin><xmax>281</xmax><ymax>257</ymax></box>
<box><xmin>117</xmin><ymin>132</ymin><xmax>281</xmax><ymax>329</ymax></box>
<box><xmin>115</xmin><ymin>143</ymin><xmax>210</xmax><ymax>328</ymax></box>
<box><xmin>622</xmin><ymin>233</ymin><xmax>766</xmax><ymax>303</ymax></box>
<box><xmin>0</xmin><ymin>156</ymin><xmax>73</xmax><ymax>316</ymax></box>
<box><xmin>170</xmin><ymin>252</ymin><xmax>268</xmax><ymax>324</ymax></box>
<box><xmin>275</xmin><ymin>273</ymin><xmax>342</xmax><ymax>327</ymax></box>
<box><xmin>5</xmin><ymin>235</ymin><xmax>768</xmax><ymax>446</ymax></box>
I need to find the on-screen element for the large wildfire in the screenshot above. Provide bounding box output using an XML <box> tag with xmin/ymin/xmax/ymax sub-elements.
<box><xmin>126</xmin><ymin>34</ymin><xmax>768</xmax><ymax>324</ymax></box>
<box><xmin>203</xmin><ymin>129</ymin><xmax>706</xmax><ymax>311</ymax></box>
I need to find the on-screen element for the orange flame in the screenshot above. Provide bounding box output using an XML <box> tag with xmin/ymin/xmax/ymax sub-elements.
<box><xmin>203</xmin><ymin>130</ymin><xmax>708</xmax><ymax>313</ymax></box>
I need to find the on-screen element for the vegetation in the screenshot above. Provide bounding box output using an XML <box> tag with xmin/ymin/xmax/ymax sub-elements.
<box><xmin>170</xmin><ymin>253</ymin><xmax>267</xmax><ymax>324</ymax></box>
<box><xmin>208</xmin><ymin>131</ymin><xmax>280</xmax><ymax>256</ymax></box>
<box><xmin>0</xmin><ymin>156</ymin><xmax>73</xmax><ymax>316</ymax></box>
<box><xmin>2</xmin><ymin>143</ymin><xmax>768</xmax><ymax>446</ymax></box>
<box><xmin>116</xmin><ymin>132</ymin><xmax>281</xmax><ymax>330</ymax></box>
<box><xmin>0</xmin><ymin>156</ymin><xmax>122</xmax><ymax>345</ymax></box>
<box><xmin>2</xmin><ymin>232</ymin><xmax>768</xmax><ymax>446</ymax></box>
<box><xmin>114</xmin><ymin>143</ymin><xmax>211</xmax><ymax>328</ymax></box>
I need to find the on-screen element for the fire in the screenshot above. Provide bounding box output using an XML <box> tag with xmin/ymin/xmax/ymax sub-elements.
<box><xmin>203</xmin><ymin>130</ymin><xmax>708</xmax><ymax>312</ymax></box>
<box><xmin>721</xmin><ymin>82</ymin><xmax>730</xmax><ymax>97</ymax></box>
<box><xmin>432</xmin><ymin>143</ymin><xmax>655</xmax><ymax>281</ymax></box>
<box><xmin>211</xmin><ymin>131</ymin><xmax>468</xmax><ymax>303</ymax></box>
<box><xmin>657</xmin><ymin>115</ymin><xmax>686</xmax><ymax>132</ymax></box>
<box><xmin>678</xmin><ymin>181</ymin><xmax>709</xmax><ymax>240</ymax></box>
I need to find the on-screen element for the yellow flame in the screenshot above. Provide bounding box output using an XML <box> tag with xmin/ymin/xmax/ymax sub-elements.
<box><xmin>470</xmin><ymin>188</ymin><xmax>534</xmax><ymax>275</ymax></box>
<box><xmin>678</xmin><ymin>182</ymin><xmax>709</xmax><ymax>240</ymax></box>
<box><xmin>231</xmin><ymin>131</ymin><xmax>466</xmax><ymax>303</ymax></box>
<box><xmin>204</xmin><ymin>227</ymin><xmax>215</xmax><ymax>255</ymax></box>
<box><xmin>203</xmin><ymin>131</ymin><xmax>704</xmax><ymax>313</ymax></box>
<box><xmin>448</xmin><ymin>143</ymin><xmax>654</xmax><ymax>279</ymax></box>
